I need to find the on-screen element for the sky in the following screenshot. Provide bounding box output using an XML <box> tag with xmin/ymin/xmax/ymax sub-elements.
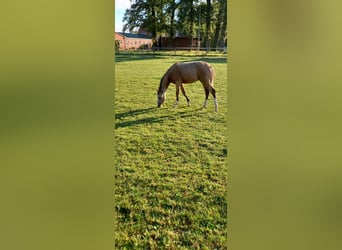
<box><xmin>115</xmin><ymin>0</ymin><xmax>132</xmax><ymax>32</ymax></box>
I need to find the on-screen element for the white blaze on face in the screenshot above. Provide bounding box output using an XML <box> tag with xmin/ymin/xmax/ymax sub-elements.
<box><xmin>157</xmin><ymin>92</ymin><xmax>165</xmax><ymax>107</ymax></box>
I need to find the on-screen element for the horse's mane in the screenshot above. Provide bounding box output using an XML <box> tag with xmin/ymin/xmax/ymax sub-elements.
<box><xmin>158</xmin><ymin>63</ymin><xmax>177</xmax><ymax>93</ymax></box>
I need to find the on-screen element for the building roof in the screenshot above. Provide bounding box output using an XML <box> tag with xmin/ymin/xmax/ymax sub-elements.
<box><xmin>117</xmin><ymin>32</ymin><xmax>152</xmax><ymax>39</ymax></box>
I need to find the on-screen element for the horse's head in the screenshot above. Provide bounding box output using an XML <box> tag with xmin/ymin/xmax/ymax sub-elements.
<box><xmin>157</xmin><ymin>90</ymin><xmax>165</xmax><ymax>107</ymax></box>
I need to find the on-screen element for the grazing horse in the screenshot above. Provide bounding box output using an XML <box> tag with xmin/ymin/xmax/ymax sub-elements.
<box><xmin>157</xmin><ymin>61</ymin><xmax>218</xmax><ymax>111</ymax></box>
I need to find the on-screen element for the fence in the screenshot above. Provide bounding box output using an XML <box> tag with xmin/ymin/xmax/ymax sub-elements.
<box><xmin>115</xmin><ymin>46</ymin><xmax>227</xmax><ymax>57</ymax></box>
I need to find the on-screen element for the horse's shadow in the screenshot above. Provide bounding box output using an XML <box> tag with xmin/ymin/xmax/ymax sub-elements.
<box><xmin>115</xmin><ymin>107</ymin><xmax>156</xmax><ymax>120</ymax></box>
<box><xmin>115</xmin><ymin>107</ymin><xmax>203</xmax><ymax>129</ymax></box>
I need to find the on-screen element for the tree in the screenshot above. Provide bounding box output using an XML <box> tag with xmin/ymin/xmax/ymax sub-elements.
<box><xmin>167</xmin><ymin>0</ymin><xmax>180</xmax><ymax>39</ymax></box>
<box><xmin>176</xmin><ymin>0</ymin><xmax>200</xmax><ymax>48</ymax></box>
<box><xmin>122</xmin><ymin>0</ymin><xmax>228</xmax><ymax>49</ymax></box>
<box><xmin>122</xmin><ymin>0</ymin><xmax>165</xmax><ymax>45</ymax></box>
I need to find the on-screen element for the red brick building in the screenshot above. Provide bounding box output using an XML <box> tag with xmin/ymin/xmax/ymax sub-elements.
<box><xmin>115</xmin><ymin>32</ymin><xmax>153</xmax><ymax>50</ymax></box>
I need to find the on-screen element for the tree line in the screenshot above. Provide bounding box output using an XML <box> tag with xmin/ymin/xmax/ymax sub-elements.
<box><xmin>122</xmin><ymin>0</ymin><xmax>227</xmax><ymax>50</ymax></box>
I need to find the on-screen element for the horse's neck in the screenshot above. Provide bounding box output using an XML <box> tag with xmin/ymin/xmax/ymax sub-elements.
<box><xmin>160</xmin><ymin>77</ymin><xmax>170</xmax><ymax>93</ymax></box>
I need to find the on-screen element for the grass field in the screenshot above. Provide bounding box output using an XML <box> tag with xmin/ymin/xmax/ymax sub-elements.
<box><xmin>114</xmin><ymin>52</ymin><xmax>228</xmax><ymax>249</ymax></box>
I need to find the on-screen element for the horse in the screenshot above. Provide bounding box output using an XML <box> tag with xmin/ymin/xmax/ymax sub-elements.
<box><xmin>157</xmin><ymin>61</ymin><xmax>218</xmax><ymax>111</ymax></box>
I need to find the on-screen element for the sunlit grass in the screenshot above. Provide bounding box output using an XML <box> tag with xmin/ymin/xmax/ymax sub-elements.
<box><xmin>115</xmin><ymin>54</ymin><xmax>227</xmax><ymax>249</ymax></box>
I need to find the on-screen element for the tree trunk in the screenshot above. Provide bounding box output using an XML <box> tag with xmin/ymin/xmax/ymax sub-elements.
<box><xmin>151</xmin><ymin>5</ymin><xmax>157</xmax><ymax>47</ymax></box>
<box><xmin>205</xmin><ymin>0</ymin><xmax>212</xmax><ymax>51</ymax></box>
<box><xmin>170</xmin><ymin>1</ymin><xmax>179</xmax><ymax>40</ymax></box>
<box><xmin>189</xmin><ymin>1</ymin><xmax>194</xmax><ymax>49</ymax></box>
<box><xmin>213</xmin><ymin>0</ymin><xmax>227</xmax><ymax>50</ymax></box>
<box><xmin>213</xmin><ymin>5</ymin><xmax>223</xmax><ymax>49</ymax></box>
<box><xmin>220</xmin><ymin>1</ymin><xmax>227</xmax><ymax>49</ymax></box>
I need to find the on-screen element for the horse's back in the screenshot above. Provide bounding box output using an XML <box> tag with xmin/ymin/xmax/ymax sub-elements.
<box><xmin>177</xmin><ymin>61</ymin><xmax>211</xmax><ymax>69</ymax></box>
<box><xmin>171</xmin><ymin>61</ymin><xmax>214</xmax><ymax>83</ymax></box>
<box><xmin>183</xmin><ymin>61</ymin><xmax>214</xmax><ymax>77</ymax></box>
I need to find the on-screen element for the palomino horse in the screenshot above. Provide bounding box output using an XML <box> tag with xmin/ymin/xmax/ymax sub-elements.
<box><xmin>157</xmin><ymin>61</ymin><xmax>218</xmax><ymax>111</ymax></box>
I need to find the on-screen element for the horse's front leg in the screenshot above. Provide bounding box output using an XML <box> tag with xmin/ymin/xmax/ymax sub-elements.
<box><xmin>180</xmin><ymin>84</ymin><xmax>190</xmax><ymax>106</ymax></box>
<box><xmin>173</xmin><ymin>84</ymin><xmax>180</xmax><ymax>108</ymax></box>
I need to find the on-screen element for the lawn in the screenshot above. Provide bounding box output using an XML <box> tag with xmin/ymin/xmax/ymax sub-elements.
<box><xmin>114</xmin><ymin>52</ymin><xmax>228</xmax><ymax>249</ymax></box>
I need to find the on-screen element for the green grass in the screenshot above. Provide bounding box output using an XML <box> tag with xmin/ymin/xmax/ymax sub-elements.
<box><xmin>115</xmin><ymin>53</ymin><xmax>227</xmax><ymax>249</ymax></box>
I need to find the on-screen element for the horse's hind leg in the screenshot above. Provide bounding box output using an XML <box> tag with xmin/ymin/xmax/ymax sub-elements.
<box><xmin>203</xmin><ymin>88</ymin><xmax>210</xmax><ymax>109</ymax></box>
<box><xmin>203</xmin><ymin>85</ymin><xmax>218</xmax><ymax>111</ymax></box>
<box><xmin>180</xmin><ymin>84</ymin><xmax>190</xmax><ymax>106</ymax></box>
<box><xmin>210</xmin><ymin>86</ymin><xmax>218</xmax><ymax>112</ymax></box>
